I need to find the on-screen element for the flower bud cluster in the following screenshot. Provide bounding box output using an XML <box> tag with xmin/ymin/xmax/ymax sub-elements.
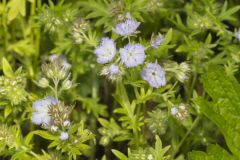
<box><xmin>39</xmin><ymin>9</ymin><xmax>63</xmax><ymax>33</ymax></box>
<box><xmin>164</xmin><ymin>61</ymin><xmax>191</xmax><ymax>83</ymax></box>
<box><xmin>0</xmin><ymin>73</ymin><xmax>27</xmax><ymax>105</ymax></box>
<box><xmin>37</xmin><ymin>54</ymin><xmax>73</xmax><ymax>92</ymax></box>
<box><xmin>0</xmin><ymin>125</ymin><xmax>16</xmax><ymax>151</ymax></box>
<box><xmin>146</xmin><ymin>109</ymin><xmax>168</xmax><ymax>135</ymax></box>
<box><xmin>71</xmin><ymin>18</ymin><xmax>90</xmax><ymax>44</ymax></box>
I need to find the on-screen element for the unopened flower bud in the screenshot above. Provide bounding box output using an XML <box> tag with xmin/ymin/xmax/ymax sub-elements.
<box><xmin>50</xmin><ymin>125</ymin><xmax>58</xmax><ymax>132</ymax></box>
<box><xmin>57</xmin><ymin>68</ymin><xmax>68</xmax><ymax>80</ymax></box>
<box><xmin>62</xmin><ymin>79</ymin><xmax>72</xmax><ymax>90</ymax></box>
<box><xmin>38</xmin><ymin>78</ymin><xmax>49</xmax><ymax>88</ymax></box>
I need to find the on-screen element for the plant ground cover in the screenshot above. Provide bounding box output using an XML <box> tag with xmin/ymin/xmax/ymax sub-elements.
<box><xmin>0</xmin><ymin>0</ymin><xmax>240</xmax><ymax>159</ymax></box>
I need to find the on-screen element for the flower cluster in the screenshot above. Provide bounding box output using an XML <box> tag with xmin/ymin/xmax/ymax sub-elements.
<box><xmin>33</xmin><ymin>55</ymin><xmax>75</xmax><ymax>140</ymax></box>
<box><xmin>94</xmin><ymin>13</ymin><xmax>166</xmax><ymax>87</ymax></box>
<box><xmin>32</xmin><ymin>96</ymin><xmax>72</xmax><ymax>140</ymax></box>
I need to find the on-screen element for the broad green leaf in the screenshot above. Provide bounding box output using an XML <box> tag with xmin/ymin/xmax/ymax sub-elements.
<box><xmin>194</xmin><ymin>65</ymin><xmax>240</xmax><ymax>158</ymax></box>
<box><xmin>189</xmin><ymin>145</ymin><xmax>237</xmax><ymax>160</ymax></box>
<box><xmin>2</xmin><ymin>57</ymin><xmax>14</xmax><ymax>78</ymax></box>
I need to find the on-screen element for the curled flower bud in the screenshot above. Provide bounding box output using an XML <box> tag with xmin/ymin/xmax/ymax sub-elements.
<box><xmin>60</xmin><ymin>132</ymin><xmax>69</xmax><ymax>140</ymax></box>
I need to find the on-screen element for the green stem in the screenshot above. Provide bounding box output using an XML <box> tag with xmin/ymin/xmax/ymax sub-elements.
<box><xmin>171</xmin><ymin>116</ymin><xmax>201</xmax><ymax>159</ymax></box>
<box><xmin>2</xmin><ymin>0</ymin><xmax>8</xmax><ymax>55</ymax></box>
<box><xmin>53</xmin><ymin>78</ymin><xmax>59</xmax><ymax>100</ymax></box>
<box><xmin>187</xmin><ymin>61</ymin><xmax>198</xmax><ymax>102</ymax></box>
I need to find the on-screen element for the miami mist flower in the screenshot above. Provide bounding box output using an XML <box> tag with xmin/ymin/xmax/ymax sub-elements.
<box><xmin>151</xmin><ymin>35</ymin><xmax>164</xmax><ymax>48</ymax></box>
<box><xmin>120</xmin><ymin>43</ymin><xmax>146</xmax><ymax>67</ymax></box>
<box><xmin>113</xmin><ymin>13</ymin><xmax>140</xmax><ymax>36</ymax></box>
<box><xmin>32</xmin><ymin>96</ymin><xmax>57</xmax><ymax>126</ymax></box>
<box><xmin>94</xmin><ymin>37</ymin><xmax>116</xmax><ymax>64</ymax></box>
<box><xmin>141</xmin><ymin>62</ymin><xmax>166</xmax><ymax>88</ymax></box>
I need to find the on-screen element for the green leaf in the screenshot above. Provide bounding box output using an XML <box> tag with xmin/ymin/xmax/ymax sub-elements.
<box><xmin>7</xmin><ymin>0</ymin><xmax>26</xmax><ymax>22</ymax></box>
<box><xmin>194</xmin><ymin>65</ymin><xmax>240</xmax><ymax>158</ymax></box>
<box><xmin>189</xmin><ymin>145</ymin><xmax>237</xmax><ymax>160</ymax></box>
<box><xmin>219</xmin><ymin>2</ymin><xmax>240</xmax><ymax>21</ymax></box>
<box><xmin>2</xmin><ymin>57</ymin><xmax>14</xmax><ymax>78</ymax></box>
<box><xmin>4</xmin><ymin>105</ymin><xmax>12</xmax><ymax>118</ymax></box>
<box><xmin>31</xmin><ymin>130</ymin><xmax>58</xmax><ymax>141</ymax></box>
<box><xmin>112</xmin><ymin>149</ymin><xmax>128</xmax><ymax>160</ymax></box>
<box><xmin>162</xmin><ymin>28</ymin><xmax>172</xmax><ymax>45</ymax></box>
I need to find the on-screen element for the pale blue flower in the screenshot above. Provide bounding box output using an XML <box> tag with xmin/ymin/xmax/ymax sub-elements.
<box><xmin>151</xmin><ymin>35</ymin><xmax>164</xmax><ymax>48</ymax></box>
<box><xmin>94</xmin><ymin>37</ymin><xmax>116</xmax><ymax>64</ymax></box>
<box><xmin>236</xmin><ymin>29</ymin><xmax>240</xmax><ymax>41</ymax></box>
<box><xmin>141</xmin><ymin>62</ymin><xmax>166</xmax><ymax>88</ymax></box>
<box><xmin>32</xmin><ymin>96</ymin><xmax>57</xmax><ymax>126</ymax></box>
<box><xmin>109</xmin><ymin>64</ymin><xmax>119</xmax><ymax>75</ymax></box>
<box><xmin>60</xmin><ymin>132</ymin><xmax>69</xmax><ymax>140</ymax></box>
<box><xmin>171</xmin><ymin>107</ymin><xmax>178</xmax><ymax>115</ymax></box>
<box><xmin>120</xmin><ymin>43</ymin><xmax>146</xmax><ymax>67</ymax></box>
<box><xmin>113</xmin><ymin>14</ymin><xmax>140</xmax><ymax>36</ymax></box>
